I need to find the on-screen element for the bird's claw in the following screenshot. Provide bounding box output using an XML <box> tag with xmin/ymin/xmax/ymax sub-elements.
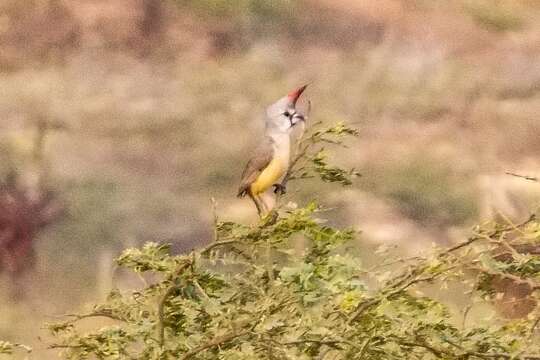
<box><xmin>273</xmin><ymin>183</ymin><xmax>286</xmax><ymax>195</ymax></box>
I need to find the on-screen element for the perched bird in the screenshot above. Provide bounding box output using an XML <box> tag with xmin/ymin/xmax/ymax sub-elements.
<box><xmin>237</xmin><ymin>85</ymin><xmax>308</xmax><ymax>216</ymax></box>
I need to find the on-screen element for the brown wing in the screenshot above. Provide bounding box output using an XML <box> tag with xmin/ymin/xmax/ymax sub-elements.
<box><xmin>237</xmin><ymin>137</ymin><xmax>274</xmax><ymax>197</ymax></box>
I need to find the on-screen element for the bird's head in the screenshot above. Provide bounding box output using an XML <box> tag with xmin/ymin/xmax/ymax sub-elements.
<box><xmin>265</xmin><ymin>84</ymin><xmax>308</xmax><ymax>133</ymax></box>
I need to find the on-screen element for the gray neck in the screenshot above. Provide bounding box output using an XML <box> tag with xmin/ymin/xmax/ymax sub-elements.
<box><xmin>265</xmin><ymin>122</ymin><xmax>289</xmax><ymax>140</ymax></box>
<box><xmin>267</xmin><ymin>130</ymin><xmax>289</xmax><ymax>142</ymax></box>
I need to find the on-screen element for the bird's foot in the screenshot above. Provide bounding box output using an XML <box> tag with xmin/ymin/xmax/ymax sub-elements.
<box><xmin>273</xmin><ymin>183</ymin><xmax>286</xmax><ymax>195</ymax></box>
<box><xmin>261</xmin><ymin>209</ymin><xmax>279</xmax><ymax>225</ymax></box>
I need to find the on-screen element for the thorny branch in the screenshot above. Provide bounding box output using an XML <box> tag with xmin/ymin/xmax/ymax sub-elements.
<box><xmin>348</xmin><ymin>213</ymin><xmax>538</xmax><ymax>324</ymax></box>
<box><xmin>200</xmin><ymin>239</ymin><xmax>240</xmax><ymax>255</ymax></box>
<box><xmin>63</xmin><ymin>310</ymin><xmax>127</xmax><ymax>323</ymax></box>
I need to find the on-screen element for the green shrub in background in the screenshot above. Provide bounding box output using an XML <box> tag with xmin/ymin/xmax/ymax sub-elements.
<box><xmin>180</xmin><ymin>0</ymin><xmax>294</xmax><ymax>20</ymax></box>
<box><xmin>40</xmin><ymin>121</ymin><xmax>540</xmax><ymax>359</ymax></box>
<box><xmin>463</xmin><ymin>0</ymin><xmax>525</xmax><ymax>32</ymax></box>
<box><xmin>176</xmin><ymin>0</ymin><xmax>299</xmax><ymax>36</ymax></box>
<box><xmin>363</xmin><ymin>158</ymin><xmax>479</xmax><ymax>228</ymax></box>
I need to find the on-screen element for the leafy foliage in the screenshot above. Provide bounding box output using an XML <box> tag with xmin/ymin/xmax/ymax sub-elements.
<box><xmin>285</xmin><ymin>121</ymin><xmax>361</xmax><ymax>187</ymax></box>
<box><xmin>43</xmin><ymin>122</ymin><xmax>540</xmax><ymax>359</ymax></box>
<box><xmin>0</xmin><ymin>340</ymin><xmax>31</xmax><ymax>356</ymax></box>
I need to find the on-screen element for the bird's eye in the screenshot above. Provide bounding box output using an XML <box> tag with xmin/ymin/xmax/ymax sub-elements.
<box><xmin>283</xmin><ymin>111</ymin><xmax>291</xmax><ymax>117</ymax></box>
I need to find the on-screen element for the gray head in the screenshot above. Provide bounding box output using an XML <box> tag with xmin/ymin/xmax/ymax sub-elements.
<box><xmin>265</xmin><ymin>85</ymin><xmax>307</xmax><ymax>133</ymax></box>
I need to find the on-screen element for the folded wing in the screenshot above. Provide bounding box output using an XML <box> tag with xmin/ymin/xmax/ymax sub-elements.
<box><xmin>237</xmin><ymin>137</ymin><xmax>274</xmax><ymax>197</ymax></box>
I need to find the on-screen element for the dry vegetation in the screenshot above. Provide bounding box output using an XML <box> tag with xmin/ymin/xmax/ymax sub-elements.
<box><xmin>1</xmin><ymin>0</ymin><xmax>540</xmax><ymax>358</ymax></box>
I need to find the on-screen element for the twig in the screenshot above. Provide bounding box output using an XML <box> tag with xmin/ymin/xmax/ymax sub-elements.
<box><xmin>506</xmin><ymin>171</ymin><xmax>539</xmax><ymax>183</ymax></box>
<box><xmin>158</xmin><ymin>285</ymin><xmax>180</xmax><ymax>347</ymax></box>
<box><xmin>497</xmin><ymin>211</ymin><xmax>528</xmax><ymax>236</ymax></box>
<box><xmin>401</xmin><ymin>337</ymin><xmax>540</xmax><ymax>360</ymax></box>
<box><xmin>281</xmin><ymin>337</ymin><xmax>363</xmax><ymax>354</ymax></box>
<box><xmin>63</xmin><ymin>310</ymin><xmax>126</xmax><ymax>323</ymax></box>
<box><xmin>193</xmin><ymin>279</ymin><xmax>210</xmax><ymax>300</ymax></box>
<box><xmin>158</xmin><ymin>261</ymin><xmax>192</xmax><ymax>347</ymax></box>
<box><xmin>347</xmin><ymin>272</ymin><xmax>443</xmax><ymax>325</ymax></box>
<box><xmin>48</xmin><ymin>344</ymin><xmax>84</xmax><ymax>350</ymax></box>
<box><xmin>467</xmin><ymin>262</ymin><xmax>540</xmax><ymax>291</ymax></box>
<box><xmin>456</xmin><ymin>344</ymin><xmax>540</xmax><ymax>360</ymax></box>
<box><xmin>466</xmin><ymin>352</ymin><xmax>540</xmax><ymax>360</ymax></box>
<box><xmin>179</xmin><ymin>328</ymin><xmax>252</xmax><ymax>359</ymax></box>
<box><xmin>211</xmin><ymin>197</ymin><xmax>219</xmax><ymax>242</ymax></box>
<box><xmin>397</xmin><ymin>339</ymin><xmax>447</xmax><ymax>358</ymax></box>
<box><xmin>346</xmin><ymin>298</ymin><xmax>380</xmax><ymax>325</ymax></box>
<box><xmin>461</xmin><ymin>304</ymin><xmax>472</xmax><ymax>329</ymax></box>
<box><xmin>440</xmin><ymin>213</ymin><xmax>536</xmax><ymax>256</ymax></box>
<box><xmin>266</xmin><ymin>235</ymin><xmax>274</xmax><ymax>282</ymax></box>
<box><xmin>200</xmin><ymin>239</ymin><xmax>239</xmax><ymax>255</ymax></box>
<box><xmin>357</xmin><ymin>336</ymin><xmax>372</xmax><ymax>359</ymax></box>
<box><xmin>282</xmin><ymin>339</ymin><xmax>345</xmax><ymax>348</ymax></box>
<box><xmin>362</xmin><ymin>256</ymin><xmax>424</xmax><ymax>273</ymax></box>
<box><xmin>14</xmin><ymin>343</ymin><xmax>32</xmax><ymax>353</ymax></box>
<box><xmin>530</xmin><ymin>315</ymin><xmax>540</xmax><ymax>339</ymax></box>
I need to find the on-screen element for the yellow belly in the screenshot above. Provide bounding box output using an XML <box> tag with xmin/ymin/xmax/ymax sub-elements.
<box><xmin>250</xmin><ymin>158</ymin><xmax>286</xmax><ymax>195</ymax></box>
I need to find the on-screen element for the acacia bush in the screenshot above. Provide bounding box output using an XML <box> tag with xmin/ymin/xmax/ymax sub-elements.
<box><xmin>22</xmin><ymin>122</ymin><xmax>540</xmax><ymax>359</ymax></box>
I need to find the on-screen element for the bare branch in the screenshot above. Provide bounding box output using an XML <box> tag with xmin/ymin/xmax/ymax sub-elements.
<box><xmin>506</xmin><ymin>171</ymin><xmax>539</xmax><ymax>182</ymax></box>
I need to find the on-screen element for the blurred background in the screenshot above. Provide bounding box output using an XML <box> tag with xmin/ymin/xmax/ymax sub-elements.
<box><xmin>1</xmin><ymin>0</ymin><xmax>540</xmax><ymax>357</ymax></box>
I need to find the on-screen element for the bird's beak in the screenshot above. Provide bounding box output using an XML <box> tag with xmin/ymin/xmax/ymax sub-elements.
<box><xmin>292</xmin><ymin>113</ymin><xmax>305</xmax><ymax>122</ymax></box>
<box><xmin>287</xmin><ymin>84</ymin><xmax>308</xmax><ymax>106</ymax></box>
<box><xmin>289</xmin><ymin>113</ymin><xmax>305</xmax><ymax>127</ymax></box>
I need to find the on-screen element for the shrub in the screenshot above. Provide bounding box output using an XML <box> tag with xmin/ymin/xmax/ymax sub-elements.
<box><xmin>42</xmin><ymin>121</ymin><xmax>540</xmax><ymax>359</ymax></box>
<box><xmin>464</xmin><ymin>0</ymin><xmax>525</xmax><ymax>32</ymax></box>
<box><xmin>362</xmin><ymin>158</ymin><xmax>478</xmax><ymax>228</ymax></box>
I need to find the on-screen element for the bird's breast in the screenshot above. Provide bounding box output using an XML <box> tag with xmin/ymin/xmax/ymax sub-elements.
<box><xmin>250</xmin><ymin>156</ymin><xmax>288</xmax><ymax>195</ymax></box>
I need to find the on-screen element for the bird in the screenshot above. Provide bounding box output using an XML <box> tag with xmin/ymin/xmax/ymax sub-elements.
<box><xmin>237</xmin><ymin>85</ymin><xmax>308</xmax><ymax>216</ymax></box>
